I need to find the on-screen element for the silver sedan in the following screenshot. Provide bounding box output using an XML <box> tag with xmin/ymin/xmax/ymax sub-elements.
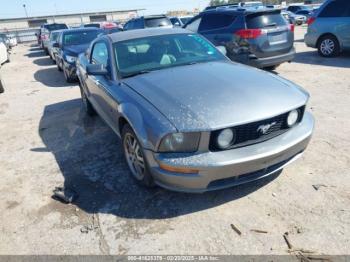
<box><xmin>77</xmin><ymin>28</ymin><xmax>314</xmax><ymax>193</ymax></box>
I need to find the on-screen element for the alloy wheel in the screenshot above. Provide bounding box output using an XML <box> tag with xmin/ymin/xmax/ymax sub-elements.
<box><xmin>123</xmin><ymin>133</ymin><xmax>145</xmax><ymax>180</ymax></box>
<box><xmin>320</xmin><ymin>39</ymin><xmax>335</xmax><ymax>56</ymax></box>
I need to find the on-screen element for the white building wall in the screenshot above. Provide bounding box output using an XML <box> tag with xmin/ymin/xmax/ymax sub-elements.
<box><xmin>0</xmin><ymin>11</ymin><xmax>137</xmax><ymax>31</ymax></box>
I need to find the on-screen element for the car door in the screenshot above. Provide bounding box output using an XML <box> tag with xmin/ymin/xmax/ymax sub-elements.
<box><xmin>87</xmin><ymin>40</ymin><xmax>120</xmax><ymax>131</ymax></box>
<box><xmin>0</xmin><ymin>42</ymin><xmax>7</xmax><ymax>64</ymax></box>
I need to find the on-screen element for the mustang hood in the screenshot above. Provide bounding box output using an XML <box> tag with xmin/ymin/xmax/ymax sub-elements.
<box><xmin>123</xmin><ymin>61</ymin><xmax>309</xmax><ymax>131</ymax></box>
<box><xmin>64</xmin><ymin>44</ymin><xmax>89</xmax><ymax>56</ymax></box>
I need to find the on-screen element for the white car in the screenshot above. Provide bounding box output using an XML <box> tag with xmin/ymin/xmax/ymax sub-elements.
<box><xmin>7</xmin><ymin>36</ymin><xmax>17</xmax><ymax>47</ymax></box>
<box><xmin>0</xmin><ymin>42</ymin><xmax>9</xmax><ymax>65</ymax></box>
<box><xmin>0</xmin><ymin>65</ymin><xmax>4</xmax><ymax>93</ymax></box>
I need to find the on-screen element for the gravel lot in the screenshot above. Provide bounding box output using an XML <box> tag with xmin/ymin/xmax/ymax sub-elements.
<box><xmin>1</xmin><ymin>26</ymin><xmax>350</xmax><ymax>255</ymax></box>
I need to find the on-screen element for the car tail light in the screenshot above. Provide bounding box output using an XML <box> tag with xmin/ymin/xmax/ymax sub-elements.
<box><xmin>289</xmin><ymin>24</ymin><xmax>295</xmax><ymax>32</ymax></box>
<box><xmin>307</xmin><ymin>17</ymin><xmax>316</xmax><ymax>26</ymax></box>
<box><xmin>235</xmin><ymin>29</ymin><xmax>263</xmax><ymax>39</ymax></box>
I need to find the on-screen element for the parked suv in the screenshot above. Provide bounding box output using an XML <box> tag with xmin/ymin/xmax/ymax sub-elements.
<box><xmin>305</xmin><ymin>0</ymin><xmax>350</xmax><ymax>57</ymax></box>
<box><xmin>184</xmin><ymin>7</ymin><xmax>295</xmax><ymax>69</ymax></box>
<box><xmin>123</xmin><ymin>15</ymin><xmax>173</xmax><ymax>30</ymax></box>
<box><xmin>39</xmin><ymin>23</ymin><xmax>68</xmax><ymax>53</ymax></box>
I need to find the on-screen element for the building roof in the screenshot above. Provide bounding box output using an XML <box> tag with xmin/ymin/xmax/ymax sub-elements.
<box><xmin>0</xmin><ymin>9</ymin><xmax>144</xmax><ymax>22</ymax></box>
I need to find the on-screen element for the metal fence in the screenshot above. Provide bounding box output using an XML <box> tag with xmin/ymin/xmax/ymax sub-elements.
<box><xmin>0</xmin><ymin>28</ymin><xmax>39</xmax><ymax>43</ymax></box>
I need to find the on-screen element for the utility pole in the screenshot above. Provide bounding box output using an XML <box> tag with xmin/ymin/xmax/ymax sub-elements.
<box><xmin>23</xmin><ymin>4</ymin><xmax>29</xmax><ymax>18</ymax></box>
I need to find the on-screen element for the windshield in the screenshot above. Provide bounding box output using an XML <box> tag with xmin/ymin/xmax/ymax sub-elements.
<box><xmin>180</xmin><ymin>17</ymin><xmax>192</xmax><ymax>25</ymax></box>
<box><xmin>50</xmin><ymin>32</ymin><xmax>60</xmax><ymax>41</ymax></box>
<box><xmin>114</xmin><ymin>33</ymin><xmax>225</xmax><ymax>78</ymax></box>
<box><xmin>45</xmin><ymin>24</ymin><xmax>68</xmax><ymax>31</ymax></box>
<box><xmin>63</xmin><ymin>30</ymin><xmax>101</xmax><ymax>46</ymax></box>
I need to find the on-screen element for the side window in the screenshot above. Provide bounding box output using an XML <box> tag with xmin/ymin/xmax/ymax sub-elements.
<box><xmin>125</xmin><ymin>21</ymin><xmax>134</xmax><ymax>30</ymax></box>
<box><xmin>134</xmin><ymin>19</ymin><xmax>144</xmax><ymax>29</ymax></box>
<box><xmin>184</xmin><ymin>17</ymin><xmax>202</xmax><ymax>32</ymax></box>
<box><xmin>199</xmin><ymin>13</ymin><xmax>236</xmax><ymax>31</ymax></box>
<box><xmin>319</xmin><ymin>0</ymin><xmax>348</xmax><ymax>17</ymax></box>
<box><xmin>91</xmin><ymin>42</ymin><xmax>109</xmax><ymax>67</ymax></box>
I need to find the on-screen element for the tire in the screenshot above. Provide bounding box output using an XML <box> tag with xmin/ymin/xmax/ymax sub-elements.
<box><xmin>63</xmin><ymin>68</ymin><xmax>74</xmax><ymax>83</ymax></box>
<box><xmin>6</xmin><ymin>53</ymin><xmax>10</xmax><ymax>63</ymax></box>
<box><xmin>264</xmin><ymin>65</ymin><xmax>279</xmax><ymax>71</ymax></box>
<box><xmin>79</xmin><ymin>85</ymin><xmax>96</xmax><ymax>116</ymax></box>
<box><xmin>56</xmin><ymin>58</ymin><xmax>62</xmax><ymax>71</ymax></box>
<box><xmin>317</xmin><ymin>35</ymin><xmax>340</xmax><ymax>57</ymax></box>
<box><xmin>0</xmin><ymin>79</ymin><xmax>4</xmax><ymax>94</ymax></box>
<box><xmin>122</xmin><ymin>124</ymin><xmax>154</xmax><ymax>187</ymax></box>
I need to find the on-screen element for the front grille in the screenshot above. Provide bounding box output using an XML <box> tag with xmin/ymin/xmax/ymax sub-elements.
<box><xmin>209</xmin><ymin>106</ymin><xmax>305</xmax><ymax>152</ymax></box>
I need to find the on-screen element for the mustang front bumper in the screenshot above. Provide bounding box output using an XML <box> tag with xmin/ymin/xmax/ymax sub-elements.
<box><xmin>144</xmin><ymin>112</ymin><xmax>314</xmax><ymax>193</ymax></box>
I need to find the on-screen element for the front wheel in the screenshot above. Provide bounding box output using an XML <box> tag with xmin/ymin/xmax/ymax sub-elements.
<box><xmin>122</xmin><ymin>124</ymin><xmax>154</xmax><ymax>187</ymax></box>
<box><xmin>318</xmin><ymin>35</ymin><xmax>340</xmax><ymax>57</ymax></box>
<box><xmin>79</xmin><ymin>85</ymin><xmax>96</xmax><ymax>116</ymax></box>
<box><xmin>0</xmin><ymin>79</ymin><xmax>4</xmax><ymax>93</ymax></box>
<box><xmin>63</xmin><ymin>68</ymin><xmax>75</xmax><ymax>83</ymax></box>
<box><xmin>56</xmin><ymin>58</ymin><xmax>63</xmax><ymax>71</ymax></box>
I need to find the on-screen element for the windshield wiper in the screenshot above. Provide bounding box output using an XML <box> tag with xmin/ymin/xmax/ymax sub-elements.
<box><xmin>122</xmin><ymin>70</ymin><xmax>151</xmax><ymax>79</ymax></box>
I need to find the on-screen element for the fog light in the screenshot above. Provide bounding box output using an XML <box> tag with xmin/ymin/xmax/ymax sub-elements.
<box><xmin>217</xmin><ymin>128</ymin><xmax>235</xmax><ymax>149</ymax></box>
<box><xmin>287</xmin><ymin>110</ymin><xmax>299</xmax><ymax>127</ymax></box>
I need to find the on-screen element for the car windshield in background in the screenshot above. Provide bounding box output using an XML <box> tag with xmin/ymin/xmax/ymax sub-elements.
<box><xmin>50</xmin><ymin>32</ymin><xmax>60</xmax><ymax>41</ymax></box>
<box><xmin>45</xmin><ymin>24</ymin><xmax>68</xmax><ymax>31</ymax></box>
<box><xmin>180</xmin><ymin>17</ymin><xmax>192</xmax><ymax>25</ymax></box>
<box><xmin>84</xmin><ymin>24</ymin><xmax>100</xmax><ymax>28</ymax></box>
<box><xmin>145</xmin><ymin>17</ymin><xmax>172</xmax><ymax>27</ymax></box>
<box><xmin>63</xmin><ymin>31</ymin><xmax>101</xmax><ymax>46</ymax></box>
<box><xmin>114</xmin><ymin>33</ymin><xmax>225</xmax><ymax>78</ymax></box>
<box><xmin>246</xmin><ymin>12</ymin><xmax>287</xmax><ymax>28</ymax></box>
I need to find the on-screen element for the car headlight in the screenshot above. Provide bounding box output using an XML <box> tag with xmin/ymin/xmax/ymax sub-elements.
<box><xmin>287</xmin><ymin>109</ymin><xmax>299</xmax><ymax>127</ymax></box>
<box><xmin>216</xmin><ymin>128</ymin><xmax>236</xmax><ymax>149</ymax></box>
<box><xmin>65</xmin><ymin>55</ymin><xmax>77</xmax><ymax>63</ymax></box>
<box><xmin>158</xmin><ymin>132</ymin><xmax>201</xmax><ymax>153</ymax></box>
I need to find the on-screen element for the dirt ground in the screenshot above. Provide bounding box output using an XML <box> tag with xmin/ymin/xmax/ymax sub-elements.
<box><xmin>0</xmin><ymin>26</ymin><xmax>349</xmax><ymax>255</ymax></box>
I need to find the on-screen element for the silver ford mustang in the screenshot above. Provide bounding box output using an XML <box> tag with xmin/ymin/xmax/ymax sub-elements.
<box><xmin>77</xmin><ymin>28</ymin><xmax>314</xmax><ymax>193</ymax></box>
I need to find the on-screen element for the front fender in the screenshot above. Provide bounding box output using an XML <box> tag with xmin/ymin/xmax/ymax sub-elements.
<box><xmin>117</xmin><ymin>101</ymin><xmax>177</xmax><ymax>152</ymax></box>
<box><xmin>118</xmin><ymin>102</ymin><xmax>151</xmax><ymax>149</ymax></box>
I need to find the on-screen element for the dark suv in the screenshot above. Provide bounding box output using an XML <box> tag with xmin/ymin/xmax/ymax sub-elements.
<box><xmin>184</xmin><ymin>7</ymin><xmax>295</xmax><ymax>69</ymax></box>
<box><xmin>123</xmin><ymin>15</ymin><xmax>173</xmax><ymax>30</ymax></box>
<box><xmin>39</xmin><ymin>23</ymin><xmax>68</xmax><ymax>52</ymax></box>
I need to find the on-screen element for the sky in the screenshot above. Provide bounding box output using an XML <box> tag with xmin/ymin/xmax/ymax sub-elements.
<box><xmin>0</xmin><ymin>0</ymin><xmax>211</xmax><ymax>19</ymax></box>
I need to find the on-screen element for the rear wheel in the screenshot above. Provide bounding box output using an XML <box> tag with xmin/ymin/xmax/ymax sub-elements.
<box><xmin>317</xmin><ymin>35</ymin><xmax>340</xmax><ymax>57</ymax></box>
<box><xmin>122</xmin><ymin>124</ymin><xmax>154</xmax><ymax>187</ymax></box>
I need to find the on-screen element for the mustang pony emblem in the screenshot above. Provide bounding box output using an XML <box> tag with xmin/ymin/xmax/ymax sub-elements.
<box><xmin>257</xmin><ymin>122</ymin><xmax>277</xmax><ymax>135</ymax></box>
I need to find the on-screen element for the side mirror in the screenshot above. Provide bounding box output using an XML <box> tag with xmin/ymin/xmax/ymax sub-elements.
<box><xmin>217</xmin><ymin>46</ymin><xmax>227</xmax><ymax>56</ymax></box>
<box><xmin>53</xmin><ymin>42</ymin><xmax>59</xmax><ymax>48</ymax></box>
<box><xmin>86</xmin><ymin>64</ymin><xmax>108</xmax><ymax>76</ymax></box>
